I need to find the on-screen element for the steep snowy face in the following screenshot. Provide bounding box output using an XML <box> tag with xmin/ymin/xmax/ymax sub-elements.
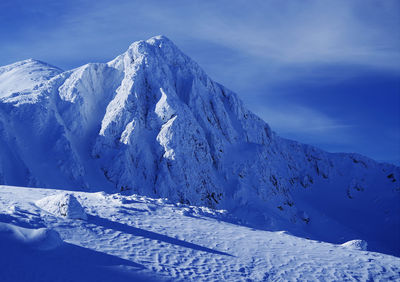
<box><xmin>0</xmin><ymin>59</ymin><xmax>62</xmax><ymax>98</ymax></box>
<box><xmin>0</xmin><ymin>36</ymin><xmax>399</xmax><ymax>255</ymax></box>
<box><xmin>93</xmin><ymin>36</ymin><xmax>256</xmax><ymax>207</ymax></box>
<box><xmin>90</xmin><ymin>36</ymin><xmax>276</xmax><ymax>209</ymax></box>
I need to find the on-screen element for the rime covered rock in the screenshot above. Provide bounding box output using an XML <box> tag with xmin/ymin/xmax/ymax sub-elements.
<box><xmin>36</xmin><ymin>193</ymin><xmax>87</xmax><ymax>220</ymax></box>
<box><xmin>341</xmin><ymin>240</ymin><xmax>368</xmax><ymax>251</ymax></box>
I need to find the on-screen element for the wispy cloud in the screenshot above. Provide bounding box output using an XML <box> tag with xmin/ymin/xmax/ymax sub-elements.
<box><xmin>252</xmin><ymin>104</ymin><xmax>354</xmax><ymax>146</ymax></box>
<box><xmin>190</xmin><ymin>0</ymin><xmax>400</xmax><ymax>71</ymax></box>
<box><xmin>2</xmin><ymin>0</ymin><xmax>399</xmax><ymax>73</ymax></box>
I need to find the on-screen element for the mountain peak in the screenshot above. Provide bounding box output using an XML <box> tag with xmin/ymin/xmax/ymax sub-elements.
<box><xmin>0</xmin><ymin>58</ymin><xmax>61</xmax><ymax>72</ymax></box>
<box><xmin>108</xmin><ymin>35</ymin><xmax>204</xmax><ymax>83</ymax></box>
<box><xmin>127</xmin><ymin>35</ymin><xmax>175</xmax><ymax>50</ymax></box>
<box><xmin>146</xmin><ymin>35</ymin><xmax>175</xmax><ymax>46</ymax></box>
<box><xmin>0</xmin><ymin>58</ymin><xmax>62</xmax><ymax>98</ymax></box>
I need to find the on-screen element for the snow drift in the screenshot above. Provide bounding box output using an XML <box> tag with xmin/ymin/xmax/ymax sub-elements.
<box><xmin>0</xmin><ymin>36</ymin><xmax>399</xmax><ymax>255</ymax></box>
<box><xmin>0</xmin><ymin>222</ymin><xmax>62</xmax><ymax>250</ymax></box>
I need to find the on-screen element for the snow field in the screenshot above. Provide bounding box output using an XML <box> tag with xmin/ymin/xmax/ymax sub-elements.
<box><xmin>0</xmin><ymin>185</ymin><xmax>399</xmax><ymax>281</ymax></box>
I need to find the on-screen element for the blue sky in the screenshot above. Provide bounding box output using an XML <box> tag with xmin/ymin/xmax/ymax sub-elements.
<box><xmin>1</xmin><ymin>0</ymin><xmax>399</xmax><ymax>164</ymax></box>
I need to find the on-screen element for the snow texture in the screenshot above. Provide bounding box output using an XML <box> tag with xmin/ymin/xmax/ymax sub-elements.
<box><xmin>0</xmin><ymin>185</ymin><xmax>399</xmax><ymax>281</ymax></box>
<box><xmin>341</xmin><ymin>239</ymin><xmax>368</xmax><ymax>251</ymax></box>
<box><xmin>36</xmin><ymin>193</ymin><xmax>87</xmax><ymax>220</ymax></box>
<box><xmin>0</xmin><ymin>36</ymin><xmax>399</xmax><ymax>258</ymax></box>
<box><xmin>0</xmin><ymin>59</ymin><xmax>62</xmax><ymax>98</ymax></box>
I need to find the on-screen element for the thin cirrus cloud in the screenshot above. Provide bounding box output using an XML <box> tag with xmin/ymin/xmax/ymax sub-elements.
<box><xmin>131</xmin><ymin>0</ymin><xmax>400</xmax><ymax>74</ymax></box>
<box><xmin>2</xmin><ymin>0</ymin><xmax>399</xmax><ymax>72</ymax></box>
<box><xmin>252</xmin><ymin>105</ymin><xmax>354</xmax><ymax>144</ymax></box>
<box><xmin>194</xmin><ymin>4</ymin><xmax>396</xmax><ymax>65</ymax></box>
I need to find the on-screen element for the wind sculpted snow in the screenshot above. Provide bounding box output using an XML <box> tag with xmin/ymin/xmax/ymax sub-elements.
<box><xmin>0</xmin><ymin>185</ymin><xmax>399</xmax><ymax>281</ymax></box>
<box><xmin>0</xmin><ymin>36</ymin><xmax>399</xmax><ymax>257</ymax></box>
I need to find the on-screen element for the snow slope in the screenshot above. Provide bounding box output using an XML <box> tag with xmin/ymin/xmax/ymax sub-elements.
<box><xmin>0</xmin><ymin>36</ymin><xmax>399</xmax><ymax>257</ymax></box>
<box><xmin>0</xmin><ymin>59</ymin><xmax>62</xmax><ymax>98</ymax></box>
<box><xmin>0</xmin><ymin>185</ymin><xmax>399</xmax><ymax>281</ymax></box>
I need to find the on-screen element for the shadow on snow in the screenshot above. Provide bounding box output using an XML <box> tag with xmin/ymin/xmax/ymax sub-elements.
<box><xmin>88</xmin><ymin>215</ymin><xmax>233</xmax><ymax>257</ymax></box>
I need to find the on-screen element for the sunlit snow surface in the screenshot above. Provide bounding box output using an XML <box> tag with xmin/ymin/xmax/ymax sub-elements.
<box><xmin>0</xmin><ymin>185</ymin><xmax>399</xmax><ymax>281</ymax></box>
<box><xmin>0</xmin><ymin>59</ymin><xmax>62</xmax><ymax>98</ymax></box>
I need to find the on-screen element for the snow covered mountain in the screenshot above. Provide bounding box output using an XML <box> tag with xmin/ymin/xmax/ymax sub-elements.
<box><xmin>0</xmin><ymin>36</ymin><xmax>399</xmax><ymax>256</ymax></box>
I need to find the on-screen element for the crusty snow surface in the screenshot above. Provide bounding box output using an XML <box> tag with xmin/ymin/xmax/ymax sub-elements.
<box><xmin>0</xmin><ymin>185</ymin><xmax>399</xmax><ymax>282</ymax></box>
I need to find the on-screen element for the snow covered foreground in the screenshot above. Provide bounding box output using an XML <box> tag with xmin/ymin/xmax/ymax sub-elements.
<box><xmin>0</xmin><ymin>185</ymin><xmax>399</xmax><ymax>281</ymax></box>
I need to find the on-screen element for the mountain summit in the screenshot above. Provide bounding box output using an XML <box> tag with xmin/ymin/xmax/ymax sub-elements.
<box><xmin>0</xmin><ymin>58</ymin><xmax>62</xmax><ymax>98</ymax></box>
<box><xmin>0</xmin><ymin>36</ymin><xmax>399</xmax><ymax>255</ymax></box>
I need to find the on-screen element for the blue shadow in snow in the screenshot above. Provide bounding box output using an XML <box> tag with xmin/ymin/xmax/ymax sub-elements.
<box><xmin>88</xmin><ymin>215</ymin><xmax>233</xmax><ymax>257</ymax></box>
<box><xmin>0</xmin><ymin>212</ymin><xmax>45</xmax><ymax>229</ymax></box>
<box><xmin>0</xmin><ymin>238</ymin><xmax>152</xmax><ymax>282</ymax></box>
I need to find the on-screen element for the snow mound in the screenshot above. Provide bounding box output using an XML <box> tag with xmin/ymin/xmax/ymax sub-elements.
<box><xmin>341</xmin><ymin>239</ymin><xmax>368</xmax><ymax>251</ymax></box>
<box><xmin>37</xmin><ymin>193</ymin><xmax>87</xmax><ymax>220</ymax></box>
<box><xmin>0</xmin><ymin>222</ymin><xmax>63</xmax><ymax>250</ymax></box>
